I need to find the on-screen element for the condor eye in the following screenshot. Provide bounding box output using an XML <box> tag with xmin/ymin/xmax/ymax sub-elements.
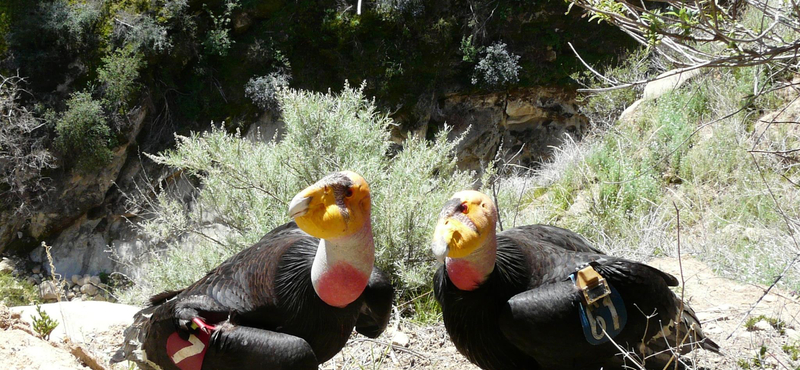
<box><xmin>345</xmin><ymin>188</ymin><xmax>354</xmax><ymax>197</ymax></box>
<box><xmin>459</xmin><ymin>202</ymin><xmax>469</xmax><ymax>214</ymax></box>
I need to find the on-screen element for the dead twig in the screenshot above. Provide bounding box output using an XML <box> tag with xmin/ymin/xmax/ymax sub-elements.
<box><xmin>350</xmin><ymin>337</ymin><xmax>431</xmax><ymax>359</ymax></box>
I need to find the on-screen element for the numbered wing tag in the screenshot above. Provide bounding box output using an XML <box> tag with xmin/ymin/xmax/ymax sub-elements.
<box><xmin>570</xmin><ymin>270</ymin><xmax>628</xmax><ymax>345</ymax></box>
<box><xmin>166</xmin><ymin>325</ymin><xmax>212</xmax><ymax>370</ymax></box>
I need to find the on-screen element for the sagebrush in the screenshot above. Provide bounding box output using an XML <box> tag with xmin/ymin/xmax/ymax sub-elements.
<box><xmin>120</xmin><ymin>83</ymin><xmax>473</xmax><ymax>304</ymax></box>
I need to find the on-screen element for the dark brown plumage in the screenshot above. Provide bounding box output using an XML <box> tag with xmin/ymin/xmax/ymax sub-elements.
<box><xmin>432</xmin><ymin>191</ymin><xmax>719</xmax><ymax>370</ymax></box>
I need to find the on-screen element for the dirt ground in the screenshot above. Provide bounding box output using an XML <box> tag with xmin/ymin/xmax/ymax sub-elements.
<box><xmin>1</xmin><ymin>256</ymin><xmax>799</xmax><ymax>370</ymax></box>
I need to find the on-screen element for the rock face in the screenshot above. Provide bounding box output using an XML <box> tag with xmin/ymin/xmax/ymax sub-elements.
<box><xmin>427</xmin><ymin>87</ymin><xmax>588</xmax><ymax>170</ymax></box>
<box><xmin>0</xmin><ymin>104</ymin><xmax>152</xmax><ymax>279</ymax></box>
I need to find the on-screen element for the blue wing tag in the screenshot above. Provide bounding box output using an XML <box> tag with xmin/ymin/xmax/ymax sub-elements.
<box><xmin>570</xmin><ymin>274</ymin><xmax>628</xmax><ymax>345</ymax></box>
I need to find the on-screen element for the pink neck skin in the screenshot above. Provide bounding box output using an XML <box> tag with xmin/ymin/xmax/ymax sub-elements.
<box><xmin>311</xmin><ymin>222</ymin><xmax>375</xmax><ymax>308</ymax></box>
<box><xmin>445</xmin><ymin>234</ymin><xmax>497</xmax><ymax>291</ymax></box>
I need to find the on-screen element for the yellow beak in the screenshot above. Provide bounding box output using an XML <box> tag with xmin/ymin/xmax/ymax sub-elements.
<box><xmin>432</xmin><ymin>217</ymin><xmax>480</xmax><ymax>261</ymax></box>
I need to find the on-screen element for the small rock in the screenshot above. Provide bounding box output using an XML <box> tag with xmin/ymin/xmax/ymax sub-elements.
<box><xmin>391</xmin><ymin>331</ymin><xmax>410</xmax><ymax>347</ymax></box>
<box><xmin>89</xmin><ymin>276</ymin><xmax>101</xmax><ymax>286</ymax></box>
<box><xmin>32</xmin><ymin>265</ymin><xmax>41</xmax><ymax>274</ymax></box>
<box><xmin>39</xmin><ymin>280</ymin><xmax>60</xmax><ymax>301</ymax></box>
<box><xmin>753</xmin><ymin>320</ymin><xmax>773</xmax><ymax>332</ymax></box>
<box><xmin>786</xmin><ymin>328</ymin><xmax>800</xmax><ymax>341</ymax></box>
<box><xmin>80</xmin><ymin>284</ymin><xmax>99</xmax><ymax>296</ymax></box>
<box><xmin>71</xmin><ymin>285</ymin><xmax>80</xmax><ymax>292</ymax></box>
<box><xmin>77</xmin><ymin>276</ymin><xmax>91</xmax><ymax>286</ymax></box>
<box><xmin>71</xmin><ymin>275</ymin><xmax>80</xmax><ymax>284</ymax></box>
<box><xmin>66</xmin><ymin>291</ymin><xmax>75</xmax><ymax>300</ymax></box>
<box><xmin>763</xmin><ymin>295</ymin><xmax>777</xmax><ymax>303</ymax></box>
<box><xmin>31</xmin><ymin>275</ymin><xmax>41</xmax><ymax>285</ymax></box>
<box><xmin>0</xmin><ymin>258</ymin><xmax>14</xmax><ymax>274</ymax></box>
<box><xmin>25</xmin><ymin>276</ymin><xmax>37</xmax><ymax>285</ymax></box>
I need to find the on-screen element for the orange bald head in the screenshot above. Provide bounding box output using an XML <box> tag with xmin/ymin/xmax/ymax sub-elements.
<box><xmin>431</xmin><ymin>190</ymin><xmax>498</xmax><ymax>262</ymax></box>
<box><xmin>288</xmin><ymin>171</ymin><xmax>372</xmax><ymax>240</ymax></box>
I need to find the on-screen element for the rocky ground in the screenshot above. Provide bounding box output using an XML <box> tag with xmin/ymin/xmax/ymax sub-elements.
<box><xmin>1</xmin><ymin>257</ymin><xmax>799</xmax><ymax>369</ymax></box>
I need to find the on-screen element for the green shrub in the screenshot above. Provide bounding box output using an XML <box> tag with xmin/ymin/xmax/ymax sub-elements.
<box><xmin>202</xmin><ymin>0</ymin><xmax>239</xmax><ymax>57</ymax></box>
<box><xmin>32</xmin><ymin>304</ymin><xmax>58</xmax><ymax>341</ymax></box>
<box><xmin>121</xmin><ymin>83</ymin><xmax>473</xmax><ymax>304</ymax></box>
<box><xmin>54</xmin><ymin>91</ymin><xmax>113</xmax><ymax>170</ymax></box>
<box><xmin>97</xmin><ymin>48</ymin><xmax>145</xmax><ymax>112</ymax></box>
<box><xmin>0</xmin><ymin>272</ymin><xmax>40</xmax><ymax>307</ymax></box>
<box><xmin>39</xmin><ymin>0</ymin><xmax>102</xmax><ymax>50</ymax></box>
<box><xmin>460</xmin><ymin>35</ymin><xmax>480</xmax><ymax>63</ymax></box>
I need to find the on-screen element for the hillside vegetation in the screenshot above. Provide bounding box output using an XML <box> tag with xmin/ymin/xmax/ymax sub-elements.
<box><xmin>0</xmin><ymin>0</ymin><xmax>796</xmax><ymax>321</ymax></box>
<box><xmin>504</xmin><ymin>59</ymin><xmax>800</xmax><ymax>292</ymax></box>
<box><xmin>120</xmin><ymin>55</ymin><xmax>800</xmax><ymax>311</ymax></box>
<box><xmin>0</xmin><ymin>0</ymin><xmax>631</xmax><ymax>256</ymax></box>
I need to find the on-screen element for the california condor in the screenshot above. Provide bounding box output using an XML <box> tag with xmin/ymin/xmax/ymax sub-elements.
<box><xmin>431</xmin><ymin>190</ymin><xmax>719</xmax><ymax>370</ymax></box>
<box><xmin>112</xmin><ymin>171</ymin><xmax>393</xmax><ymax>370</ymax></box>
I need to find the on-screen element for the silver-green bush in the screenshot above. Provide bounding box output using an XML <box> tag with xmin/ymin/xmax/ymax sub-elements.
<box><xmin>121</xmin><ymin>83</ymin><xmax>473</xmax><ymax>304</ymax></box>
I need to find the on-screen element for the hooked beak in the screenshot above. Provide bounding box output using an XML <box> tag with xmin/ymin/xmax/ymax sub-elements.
<box><xmin>288</xmin><ymin>192</ymin><xmax>312</xmax><ymax>219</ymax></box>
<box><xmin>432</xmin><ymin>236</ymin><xmax>449</xmax><ymax>264</ymax></box>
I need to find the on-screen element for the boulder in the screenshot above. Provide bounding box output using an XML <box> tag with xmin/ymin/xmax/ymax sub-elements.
<box><xmin>0</xmin><ymin>258</ymin><xmax>15</xmax><ymax>274</ymax></box>
<box><xmin>77</xmin><ymin>275</ymin><xmax>90</xmax><ymax>286</ymax></box>
<box><xmin>39</xmin><ymin>281</ymin><xmax>61</xmax><ymax>301</ymax></box>
<box><xmin>79</xmin><ymin>284</ymin><xmax>98</xmax><ymax>296</ymax></box>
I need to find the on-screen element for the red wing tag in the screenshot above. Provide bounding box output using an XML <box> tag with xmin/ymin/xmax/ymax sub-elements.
<box><xmin>166</xmin><ymin>329</ymin><xmax>211</xmax><ymax>370</ymax></box>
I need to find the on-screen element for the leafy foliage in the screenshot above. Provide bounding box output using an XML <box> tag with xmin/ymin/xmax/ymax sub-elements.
<box><xmin>565</xmin><ymin>0</ymin><xmax>800</xmax><ymax>68</ymax></box>
<box><xmin>4</xmin><ymin>0</ymin><xmax>631</xmax><ymax>139</ymax></box>
<box><xmin>203</xmin><ymin>0</ymin><xmax>239</xmax><ymax>57</ymax></box>
<box><xmin>471</xmin><ymin>42</ymin><xmax>521</xmax><ymax>87</ymax></box>
<box><xmin>32</xmin><ymin>304</ymin><xmax>58</xmax><ymax>341</ymax></box>
<box><xmin>54</xmin><ymin>91</ymin><xmax>112</xmax><ymax>170</ymax></box>
<box><xmin>113</xmin><ymin>0</ymin><xmax>190</xmax><ymax>53</ymax></box>
<box><xmin>244</xmin><ymin>72</ymin><xmax>291</xmax><ymax>113</ymax></box>
<box><xmin>459</xmin><ymin>35</ymin><xmax>480</xmax><ymax>63</ymax></box>
<box><xmin>97</xmin><ymin>48</ymin><xmax>145</xmax><ymax>112</ymax></box>
<box><xmin>39</xmin><ymin>0</ymin><xmax>102</xmax><ymax>50</ymax></box>
<box><xmin>121</xmin><ymin>84</ymin><xmax>473</xmax><ymax>304</ymax></box>
<box><xmin>0</xmin><ymin>272</ymin><xmax>40</xmax><ymax>307</ymax></box>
